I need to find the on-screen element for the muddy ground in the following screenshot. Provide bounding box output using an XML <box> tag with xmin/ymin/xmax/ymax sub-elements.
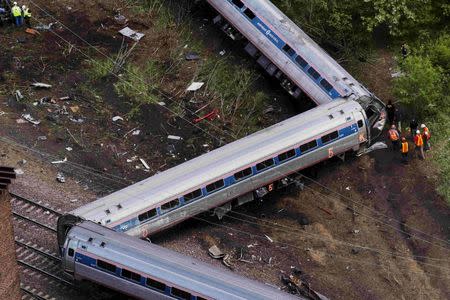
<box><xmin>1</xmin><ymin>0</ymin><xmax>449</xmax><ymax>299</ymax></box>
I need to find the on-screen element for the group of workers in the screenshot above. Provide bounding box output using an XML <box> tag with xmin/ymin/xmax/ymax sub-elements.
<box><xmin>388</xmin><ymin>122</ymin><xmax>431</xmax><ymax>163</ymax></box>
<box><xmin>0</xmin><ymin>1</ymin><xmax>31</xmax><ymax>27</ymax></box>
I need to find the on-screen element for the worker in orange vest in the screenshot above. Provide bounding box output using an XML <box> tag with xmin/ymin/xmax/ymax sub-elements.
<box><xmin>400</xmin><ymin>137</ymin><xmax>409</xmax><ymax>163</ymax></box>
<box><xmin>414</xmin><ymin>130</ymin><xmax>425</xmax><ymax>160</ymax></box>
<box><xmin>388</xmin><ymin>124</ymin><xmax>400</xmax><ymax>151</ymax></box>
<box><xmin>421</xmin><ymin>124</ymin><xmax>431</xmax><ymax>151</ymax></box>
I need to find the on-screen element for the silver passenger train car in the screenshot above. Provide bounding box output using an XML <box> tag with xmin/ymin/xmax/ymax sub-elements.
<box><xmin>60</xmin><ymin>221</ymin><xmax>303</xmax><ymax>300</ymax></box>
<box><xmin>58</xmin><ymin>100</ymin><xmax>371</xmax><ymax>239</ymax></box>
<box><xmin>207</xmin><ymin>0</ymin><xmax>385</xmax><ymax>136</ymax></box>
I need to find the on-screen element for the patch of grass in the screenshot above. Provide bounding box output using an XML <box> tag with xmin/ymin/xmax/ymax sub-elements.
<box><xmin>430</xmin><ymin>115</ymin><xmax>450</xmax><ymax>202</ymax></box>
<box><xmin>86</xmin><ymin>59</ymin><xmax>114</xmax><ymax>81</ymax></box>
<box><xmin>114</xmin><ymin>59</ymin><xmax>164</xmax><ymax>117</ymax></box>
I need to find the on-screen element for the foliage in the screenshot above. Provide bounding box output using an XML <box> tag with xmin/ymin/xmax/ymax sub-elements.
<box><xmin>86</xmin><ymin>59</ymin><xmax>114</xmax><ymax>81</ymax></box>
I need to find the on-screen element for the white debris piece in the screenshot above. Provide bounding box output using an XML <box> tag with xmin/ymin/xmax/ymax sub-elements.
<box><xmin>168</xmin><ymin>135</ymin><xmax>183</xmax><ymax>141</ymax></box>
<box><xmin>265</xmin><ymin>234</ymin><xmax>273</xmax><ymax>243</ymax></box>
<box><xmin>219</xmin><ymin>50</ymin><xmax>226</xmax><ymax>56</ymax></box>
<box><xmin>14</xmin><ymin>168</ymin><xmax>24</xmax><ymax>175</ymax></box>
<box><xmin>31</xmin><ymin>82</ymin><xmax>52</xmax><ymax>88</ymax></box>
<box><xmin>66</xmin><ymin>147</ymin><xmax>73</xmax><ymax>151</ymax></box>
<box><xmin>51</xmin><ymin>157</ymin><xmax>67</xmax><ymax>164</ymax></box>
<box><xmin>56</xmin><ymin>173</ymin><xmax>66</xmax><ymax>183</ymax></box>
<box><xmin>132</xmin><ymin>130</ymin><xmax>141</xmax><ymax>136</ymax></box>
<box><xmin>157</xmin><ymin>102</ymin><xmax>166</xmax><ymax>106</ymax></box>
<box><xmin>21</xmin><ymin>113</ymin><xmax>41</xmax><ymax>125</ymax></box>
<box><xmin>140</xmin><ymin>158</ymin><xmax>150</xmax><ymax>170</ymax></box>
<box><xmin>0</xmin><ymin>111</ymin><xmax>6</xmax><ymax>116</ymax></box>
<box><xmin>357</xmin><ymin>142</ymin><xmax>388</xmax><ymax>156</ymax></box>
<box><xmin>186</xmin><ymin>82</ymin><xmax>204</xmax><ymax>92</ymax></box>
<box><xmin>119</xmin><ymin>27</ymin><xmax>145</xmax><ymax>41</ymax></box>
<box><xmin>112</xmin><ymin>116</ymin><xmax>124</xmax><ymax>122</ymax></box>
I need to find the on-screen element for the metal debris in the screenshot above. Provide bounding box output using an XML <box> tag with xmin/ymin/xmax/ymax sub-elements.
<box><xmin>185</xmin><ymin>52</ymin><xmax>200</xmax><ymax>61</ymax></box>
<box><xmin>112</xmin><ymin>116</ymin><xmax>124</xmax><ymax>122</ymax></box>
<box><xmin>114</xmin><ymin>14</ymin><xmax>128</xmax><ymax>25</ymax></box>
<box><xmin>119</xmin><ymin>27</ymin><xmax>145</xmax><ymax>41</ymax></box>
<box><xmin>14</xmin><ymin>168</ymin><xmax>24</xmax><ymax>175</ymax></box>
<box><xmin>186</xmin><ymin>82</ymin><xmax>204</xmax><ymax>92</ymax></box>
<box><xmin>222</xmin><ymin>254</ymin><xmax>233</xmax><ymax>268</ymax></box>
<box><xmin>66</xmin><ymin>147</ymin><xmax>73</xmax><ymax>152</ymax></box>
<box><xmin>56</xmin><ymin>173</ymin><xmax>66</xmax><ymax>183</ymax></box>
<box><xmin>15</xmin><ymin>90</ymin><xmax>24</xmax><ymax>101</ymax></box>
<box><xmin>357</xmin><ymin>141</ymin><xmax>388</xmax><ymax>156</ymax></box>
<box><xmin>51</xmin><ymin>157</ymin><xmax>67</xmax><ymax>164</ymax></box>
<box><xmin>208</xmin><ymin>245</ymin><xmax>225</xmax><ymax>259</ymax></box>
<box><xmin>140</xmin><ymin>158</ymin><xmax>150</xmax><ymax>170</ymax></box>
<box><xmin>37</xmin><ymin>136</ymin><xmax>47</xmax><ymax>141</ymax></box>
<box><xmin>168</xmin><ymin>135</ymin><xmax>183</xmax><ymax>141</ymax></box>
<box><xmin>21</xmin><ymin>114</ymin><xmax>41</xmax><ymax>125</ymax></box>
<box><xmin>31</xmin><ymin>82</ymin><xmax>52</xmax><ymax>89</ymax></box>
<box><xmin>265</xmin><ymin>235</ymin><xmax>274</xmax><ymax>243</ymax></box>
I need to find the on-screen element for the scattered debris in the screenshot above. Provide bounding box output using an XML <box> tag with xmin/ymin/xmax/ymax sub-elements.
<box><xmin>25</xmin><ymin>28</ymin><xmax>40</xmax><ymax>35</ymax></box>
<box><xmin>70</xmin><ymin>105</ymin><xmax>80</xmax><ymax>113</ymax></box>
<box><xmin>317</xmin><ymin>206</ymin><xmax>332</xmax><ymax>216</ymax></box>
<box><xmin>69</xmin><ymin>117</ymin><xmax>84</xmax><ymax>124</ymax></box>
<box><xmin>0</xmin><ymin>111</ymin><xmax>5</xmax><ymax>117</ymax></box>
<box><xmin>222</xmin><ymin>254</ymin><xmax>233</xmax><ymax>268</ymax></box>
<box><xmin>51</xmin><ymin>157</ymin><xmax>67</xmax><ymax>164</ymax></box>
<box><xmin>185</xmin><ymin>51</ymin><xmax>200</xmax><ymax>61</ymax></box>
<box><xmin>59</xmin><ymin>96</ymin><xmax>71</xmax><ymax>101</ymax></box>
<box><xmin>208</xmin><ymin>245</ymin><xmax>225</xmax><ymax>259</ymax></box>
<box><xmin>34</xmin><ymin>23</ymin><xmax>56</xmax><ymax>31</ymax></box>
<box><xmin>15</xmin><ymin>90</ymin><xmax>24</xmax><ymax>101</ymax></box>
<box><xmin>157</xmin><ymin>101</ymin><xmax>166</xmax><ymax>106</ymax></box>
<box><xmin>353</xmin><ymin>229</ymin><xmax>360</xmax><ymax>234</ymax></box>
<box><xmin>114</xmin><ymin>14</ymin><xmax>128</xmax><ymax>25</ymax></box>
<box><xmin>37</xmin><ymin>136</ymin><xmax>47</xmax><ymax>141</ymax></box>
<box><xmin>112</xmin><ymin>116</ymin><xmax>124</xmax><ymax>122</ymax></box>
<box><xmin>351</xmin><ymin>248</ymin><xmax>360</xmax><ymax>255</ymax></box>
<box><xmin>31</xmin><ymin>82</ymin><xmax>52</xmax><ymax>89</ymax></box>
<box><xmin>119</xmin><ymin>27</ymin><xmax>145</xmax><ymax>41</ymax></box>
<box><xmin>132</xmin><ymin>130</ymin><xmax>141</xmax><ymax>136</ymax></box>
<box><xmin>219</xmin><ymin>50</ymin><xmax>226</xmax><ymax>56</ymax></box>
<box><xmin>265</xmin><ymin>234</ymin><xmax>274</xmax><ymax>243</ymax></box>
<box><xmin>16</xmin><ymin>119</ymin><xmax>27</xmax><ymax>124</ymax></box>
<box><xmin>140</xmin><ymin>158</ymin><xmax>150</xmax><ymax>170</ymax></box>
<box><xmin>21</xmin><ymin>113</ymin><xmax>41</xmax><ymax>125</ymax></box>
<box><xmin>17</xmin><ymin>159</ymin><xmax>27</xmax><ymax>166</ymax></box>
<box><xmin>345</xmin><ymin>186</ymin><xmax>351</xmax><ymax>191</ymax></box>
<box><xmin>14</xmin><ymin>169</ymin><xmax>24</xmax><ymax>175</ymax></box>
<box><xmin>56</xmin><ymin>173</ymin><xmax>66</xmax><ymax>183</ymax></box>
<box><xmin>186</xmin><ymin>82</ymin><xmax>204</xmax><ymax>92</ymax></box>
<box><xmin>167</xmin><ymin>135</ymin><xmax>183</xmax><ymax>141</ymax></box>
<box><xmin>194</xmin><ymin>109</ymin><xmax>219</xmax><ymax>123</ymax></box>
<box><xmin>391</xmin><ymin>71</ymin><xmax>404</xmax><ymax>78</ymax></box>
<box><xmin>66</xmin><ymin>147</ymin><xmax>73</xmax><ymax>152</ymax></box>
<box><xmin>70</xmin><ymin>199</ymin><xmax>78</xmax><ymax>203</ymax></box>
<box><xmin>357</xmin><ymin>142</ymin><xmax>388</xmax><ymax>156</ymax></box>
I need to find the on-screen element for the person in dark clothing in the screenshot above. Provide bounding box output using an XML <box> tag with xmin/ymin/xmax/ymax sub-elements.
<box><xmin>386</xmin><ymin>100</ymin><xmax>396</xmax><ymax>125</ymax></box>
<box><xmin>409</xmin><ymin>118</ymin><xmax>418</xmax><ymax>140</ymax></box>
<box><xmin>401</xmin><ymin>43</ymin><xmax>409</xmax><ymax>59</ymax></box>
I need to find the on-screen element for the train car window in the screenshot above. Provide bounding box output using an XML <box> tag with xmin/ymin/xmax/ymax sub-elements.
<box><xmin>295</xmin><ymin>55</ymin><xmax>308</xmax><ymax>68</ymax></box>
<box><xmin>146</xmin><ymin>278</ymin><xmax>166</xmax><ymax>291</ymax></box>
<box><xmin>183</xmin><ymin>189</ymin><xmax>202</xmax><ymax>203</ymax></box>
<box><xmin>358</xmin><ymin>120</ymin><xmax>364</xmax><ymax>128</ymax></box>
<box><xmin>300</xmin><ymin>140</ymin><xmax>318</xmax><ymax>153</ymax></box>
<box><xmin>105</xmin><ymin>209</ymin><xmax>111</xmax><ymax>214</ymax></box>
<box><xmin>320</xmin><ymin>79</ymin><xmax>333</xmax><ymax>92</ymax></box>
<box><xmin>278</xmin><ymin>149</ymin><xmax>296</xmax><ymax>162</ymax></box>
<box><xmin>256</xmin><ymin>158</ymin><xmax>274</xmax><ymax>171</ymax></box>
<box><xmin>117</xmin><ymin>204</ymin><xmax>122</xmax><ymax>209</ymax></box>
<box><xmin>307</xmin><ymin>67</ymin><xmax>320</xmax><ymax>80</ymax></box>
<box><xmin>282</xmin><ymin>44</ymin><xmax>296</xmax><ymax>56</ymax></box>
<box><xmin>138</xmin><ymin>208</ymin><xmax>157</xmax><ymax>222</ymax></box>
<box><xmin>68</xmin><ymin>248</ymin><xmax>74</xmax><ymax>257</ymax></box>
<box><xmin>234</xmin><ymin>167</ymin><xmax>252</xmax><ymax>181</ymax></box>
<box><xmin>160</xmin><ymin>199</ymin><xmax>180</xmax><ymax>212</ymax></box>
<box><xmin>206</xmin><ymin>179</ymin><xmax>225</xmax><ymax>193</ymax></box>
<box><xmin>231</xmin><ymin>0</ymin><xmax>244</xmax><ymax>8</ymax></box>
<box><xmin>243</xmin><ymin>8</ymin><xmax>256</xmax><ymax>20</ymax></box>
<box><xmin>97</xmin><ymin>259</ymin><xmax>116</xmax><ymax>273</ymax></box>
<box><xmin>121</xmin><ymin>269</ymin><xmax>141</xmax><ymax>282</ymax></box>
<box><xmin>321</xmin><ymin>131</ymin><xmax>339</xmax><ymax>144</ymax></box>
<box><xmin>171</xmin><ymin>287</ymin><xmax>191</xmax><ymax>300</ymax></box>
<box><xmin>100</xmin><ymin>242</ymin><xmax>106</xmax><ymax>248</ymax></box>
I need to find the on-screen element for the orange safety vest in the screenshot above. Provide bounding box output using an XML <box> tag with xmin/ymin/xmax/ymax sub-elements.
<box><xmin>401</xmin><ymin>142</ymin><xmax>408</xmax><ymax>153</ymax></box>
<box><xmin>389</xmin><ymin>129</ymin><xmax>399</xmax><ymax>141</ymax></box>
<box><xmin>415</xmin><ymin>134</ymin><xmax>423</xmax><ymax>147</ymax></box>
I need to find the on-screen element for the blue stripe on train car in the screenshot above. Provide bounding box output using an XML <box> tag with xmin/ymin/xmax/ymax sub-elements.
<box><xmin>227</xmin><ymin>0</ymin><xmax>342</xmax><ymax>99</ymax></box>
<box><xmin>113</xmin><ymin>122</ymin><xmax>359</xmax><ymax>232</ymax></box>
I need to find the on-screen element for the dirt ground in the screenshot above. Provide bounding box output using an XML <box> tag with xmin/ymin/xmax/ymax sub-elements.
<box><xmin>1</xmin><ymin>0</ymin><xmax>449</xmax><ymax>299</ymax></box>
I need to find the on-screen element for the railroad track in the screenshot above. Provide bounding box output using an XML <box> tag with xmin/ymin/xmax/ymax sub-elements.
<box><xmin>10</xmin><ymin>192</ymin><xmax>64</xmax><ymax>233</ymax></box>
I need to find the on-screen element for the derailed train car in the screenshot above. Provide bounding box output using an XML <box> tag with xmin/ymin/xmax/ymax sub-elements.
<box><xmin>58</xmin><ymin>99</ymin><xmax>376</xmax><ymax>240</ymax></box>
<box><xmin>60</xmin><ymin>221</ymin><xmax>304</xmax><ymax>300</ymax></box>
<box><xmin>208</xmin><ymin>0</ymin><xmax>385</xmax><ymax>135</ymax></box>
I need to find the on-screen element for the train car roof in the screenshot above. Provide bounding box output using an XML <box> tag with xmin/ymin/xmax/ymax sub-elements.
<box><xmin>245</xmin><ymin>0</ymin><xmax>371</xmax><ymax>98</ymax></box>
<box><xmin>71</xmin><ymin>100</ymin><xmax>362</xmax><ymax>223</ymax></box>
<box><xmin>71</xmin><ymin>221</ymin><xmax>304</xmax><ymax>300</ymax></box>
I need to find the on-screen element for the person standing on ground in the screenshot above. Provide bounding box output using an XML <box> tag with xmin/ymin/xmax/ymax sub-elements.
<box><xmin>400</xmin><ymin>137</ymin><xmax>409</xmax><ymax>164</ymax></box>
<box><xmin>421</xmin><ymin>124</ymin><xmax>431</xmax><ymax>151</ymax></box>
<box><xmin>388</xmin><ymin>124</ymin><xmax>400</xmax><ymax>151</ymax></box>
<box><xmin>386</xmin><ymin>100</ymin><xmax>396</xmax><ymax>125</ymax></box>
<box><xmin>22</xmin><ymin>4</ymin><xmax>30</xmax><ymax>27</ymax></box>
<box><xmin>11</xmin><ymin>2</ymin><xmax>21</xmax><ymax>27</ymax></box>
<box><xmin>414</xmin><ymin>130</ymin><xmax>425</xmax><ymax>160</ymax></box>
<box><xmin>401</xmin><ymin>43</ymin><xmax>409</xmax><ymax>59</ymax></box>
<box><xmin>409</xmin><ymin>118</ymin><xmax>418</xmax><ymax>140</ymax></box>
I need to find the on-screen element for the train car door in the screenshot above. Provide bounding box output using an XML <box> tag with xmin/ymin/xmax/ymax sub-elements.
<box><xmin>63</xmin><ymin>238</ymin><xmax>79</xmax><ymax>275</ymax></box>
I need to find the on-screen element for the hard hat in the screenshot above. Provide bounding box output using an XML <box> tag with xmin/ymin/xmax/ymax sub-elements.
<box><xmin>421</xmin><ymin>124</ymin><xmax>426</xmax><ymax>128</ymax></box>
<box><xmin>13</xmin><ymin>2</ymin><xmax>17</xmax><ymax>5</ymax></box>
<box><xmin>391</xmin><ymin>124</ymin><xmax>396</xmax><ymax>129</ymax></box>
<box><xmin>22</xmin><ymin>5</ymin><xmax>26</xmax><ymax>8</ymax></box>
<box><xmin>402</xmin><ymin>137</ymin><xmax>406</xmax><ymax>141</ymax></box>
<box><xmin>416</xmin><ymin>130</ymin><xmax>420</xmax><ymax>134</ymax></box>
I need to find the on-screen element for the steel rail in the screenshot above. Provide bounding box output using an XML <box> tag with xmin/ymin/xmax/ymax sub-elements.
<box><xmin>17</xmin><ymin>260</ymin><xmax>74</xmax><ymax>287</ymax></box>
<box><xmin>10</xmin><ymin>192</ymin><xmax>63</xmax><ymax>217</ymax></box>
<box><xmin>15</xmin><ymin>239</ymin><xmax>61</xmax><ymax>262</ymax></box>
<box><xmin>12</xmin><ymin>211</ymin><xmax>57</xmax><ymax>232</ymax></box>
